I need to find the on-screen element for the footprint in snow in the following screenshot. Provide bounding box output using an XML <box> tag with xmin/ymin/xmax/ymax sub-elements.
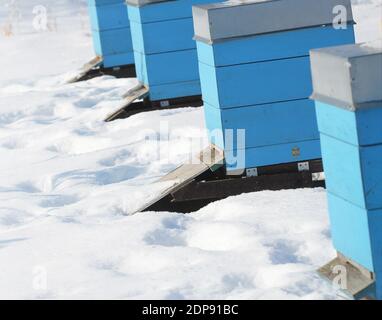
<box><xmin>39</xmin><ymin>194</ymin><xmax>79</xmax><ymax>208</ymax></box>
<box><xmin>267</xmin><ymin>239</ymin><xmax>303</xmax><ymax>265</ymax></box>
<box><xmin>144</xmin><ymin>226</ymin><xmax>187</xmax><ymax>247</ymax></box>
<box><xmin>98</xmin><ymin>150</ymin><xmax>132</xmax><ymax>167</ymax></box>
<box><xmin>0</xmin><ymin>237</ymin><xmax>28</xmax><ymax>250</ymax></box>
<box><xmin>222</xmin><ymin>273</ymin><xmax>255</xmax><ymax>293</ymax></box>
<box><xmin>15</xmin><ymin>181</ymin><xmax>41</xmax><ymax>193</ymax></box>
<box><xmin>73</xmin><ymin>97</ymin><xmax>98</xmax><ymax>109</ymax></box>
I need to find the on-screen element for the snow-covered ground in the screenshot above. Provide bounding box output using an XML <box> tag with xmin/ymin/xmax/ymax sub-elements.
<box><xmin>0</xmin><ymin>0</ymin><xmax>381</xmax><ymax>300</ymax></box>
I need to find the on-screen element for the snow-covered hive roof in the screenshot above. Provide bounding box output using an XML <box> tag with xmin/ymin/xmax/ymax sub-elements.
<box><xmin>193</xmin><ymin>0</ymin><xmax>354</xmax><ymax>43</ymax></box>
<box><xmin>310</xmin><ymin>41</ymin><xmax>382</xmax><ymax>111</ymax></box>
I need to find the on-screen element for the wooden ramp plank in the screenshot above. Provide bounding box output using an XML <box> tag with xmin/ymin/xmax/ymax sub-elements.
<box><xmin>104</xmin><ymin>84</ymin><xmax>149</xmax><ymax>122</ymax></box>
<box><xmin>159</xmin><ymin>145</ymin><xmax>224</xmax><ymax>184</ymax></box>
<box><xmin>318</xmin><ymin>253</ymin><xmax>375</xmax><ymax>299</ymax></box>
<box><xmin>134</xmin><ymin>145</ymin><xmax>224</xmax><ymax>213</ymax></box>
<box><xmin>159</xmin><ymin>162</ymin><xmax>210</xmax><ymax>183</ymax></box>
<box><xmin>66</xmin><ymin>56</ymin><xmax>103</xmax><ymax>84</ymax></box>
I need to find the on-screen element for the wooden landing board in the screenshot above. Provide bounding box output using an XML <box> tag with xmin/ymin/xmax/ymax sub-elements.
<box><xmin>318</xmin><ymin>253</ymin><xmax>375</xmax><ymax>299</ymax></box>
<box><xmin>134</xmin><ymin>145</ymin><xmax>224</xmax><ymax>213</ymax></box>
<box><xmin>104</xmin><ymin>84</ymin><xmax>149</xmax><ymax>122</ymax></box>
<box><xmin>160</xmin><ymin>146</ymin><xmax>224</xmax><ymax>183</ymax></box>
<box><xmin>66</xmin><ymin>56</ymin><xmax>103</xmax><ymax>84</ymax></box>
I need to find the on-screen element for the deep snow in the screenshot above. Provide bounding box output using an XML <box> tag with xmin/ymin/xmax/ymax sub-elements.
<box><xmin>0</xmin><ymin>0</ymin><xmax>381</xmax><ymax>299</ymax></box>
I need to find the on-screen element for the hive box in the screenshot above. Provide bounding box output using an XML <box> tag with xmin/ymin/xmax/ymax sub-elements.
<box><xmin>89</xmin><ymin>0</ymin><xmax>134</xmax><ymax>68</ymax></box>
<box><xmin>126</xmin><ymin>0</ymin><xmax>224</xmax><ymax>102</ymax></box>
<box><xmin>311</xmin><ymin>42</ymin><xmax>382</xmax><ymax>299</ymax></box>
<box><xmin>193</xmin><ymin>0</ymin><xmax>355</xmax><ymax>172</ymax></box>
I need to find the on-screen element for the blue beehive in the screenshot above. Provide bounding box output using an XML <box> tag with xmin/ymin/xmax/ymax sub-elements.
<box><xmin>192</xmin><ymin>0</ymin><xmax>355</xmax><ymax>173</ymax></box>
<box><xmin>88</xmin><ymin>0</ymin><xmax>134</xmax><ymax>68</ymax></box>
<box><xmin>126</xmin><ymin>0</ymin><xmax>224</xmax><ymax>103</ymax></box>
<box><xmin>311</xmin><ymin>42</ymin><xmax>382</xmax><ymax>299</ymax></box>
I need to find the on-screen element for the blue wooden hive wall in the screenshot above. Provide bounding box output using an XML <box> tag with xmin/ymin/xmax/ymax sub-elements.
<box><xmin>311</xmin><ymin>43</ymin><xmax>382</xmax><ymax>299</ymax></box>
<box><xmin>126</xmin><ymin>0</ymin><xmax>224</xmax><ymax>102</ymax></box>
<box><xmin>192</xmin><ymin>0</ymin><xmax>355</xmax><ymax>173</ymax></box>
<box><xmin>88</xmin><ymin>0</ymin><xmax>134</xmax><ymax>68</ymax></box>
